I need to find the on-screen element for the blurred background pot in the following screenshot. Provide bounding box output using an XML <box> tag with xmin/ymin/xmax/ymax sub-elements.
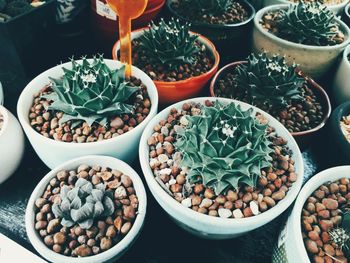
<box><xmin>333</xmin><ymin>44</ymin><xmax>350</xmax><ymax>105</ymax></box>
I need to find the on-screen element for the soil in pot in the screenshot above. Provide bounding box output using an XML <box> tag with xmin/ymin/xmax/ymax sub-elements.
<box><xmin>169</xmin><ymin>0</ymin><xmax>250</xmax><ymax>25</ymax></box>
<box><xmin>127</xmin><ymin>18</ymin><xmax>215</xmax><ymax>82</ymax></box>
<box><xmin>260</xmin><ymin>1</ymin><xmax>345</xmax><ymax>46</ymax></box>
<box><xmin>147</xmin><ymin>100</ymin><xmax>298</xmax><ymax>219</ymax></box>
<box><xmin>33</xmin><ymin>164</ymin><xmax>139</xmax><ymax>257</ymax></box>
<box><xmin>28</xmin><ymin>56</ymin><xmax>151</xmax><ymax>143</ymax></box>
<box><xmin>213</xmin><ymin>53</ymin><xmax>325</xmax><ymax>133</ymax></box>
<box><xmin>301</xmin><ymin>178</ymin><xmax>350</xmax><ymax>262</ymax></box>
<box><xmin>0</xmin><ymin>0</ymin><xmax>45</xmax><ymax>22</ymax></box>
<box><xmin>340</xmin><ymin>114</ymin><xmax>350</xmax><ymax>142</ymax></box>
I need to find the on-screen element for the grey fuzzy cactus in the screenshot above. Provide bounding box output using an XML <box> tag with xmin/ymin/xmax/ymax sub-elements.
<box><xmin>174</xmin><ymin>101</ymin><xmax>274</xmax><ymax>195</ymax></box>
<box><xmin>275</xmin><ymin>1</ymin><xmax>339</xmax><ymax>46</ymax></box>
<box><xmin>52</xmin><ymin>178</ymin><xmax>115</xmax><ymax>229</ymax></box>
<box><xmin>234</xmin><ymin>53</ymin><xmax>305</xmax><ymax>110</ymax></box>
<box><xmin>138</xmin><ymin>18</ymin><xmax>199</xmax><ymax>69</ymax></box>
<box><xmin>43</xmin><ymin>55</ymin><xmax>140</xmax><ymax>127</ymax></box>
<box><xmin>328</xmin><ymin>212</ymin><xmax>350</xmax><ymax>259</ymax></box>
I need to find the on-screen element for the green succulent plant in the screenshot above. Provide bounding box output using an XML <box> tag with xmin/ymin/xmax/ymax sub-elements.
<box><xmin>138</xmin><ymin>18</ymin><xmax>199</xmax><ymax>69</ymax></box>
<box><xmin>174</xmin><ymin>101</ymin><xmax>274</xmax><ymax>195</ymax></box>
<box><xmin>187</xmin><ymin>0</ymin><xmax>232</xmax><ymax>15</ymax></box>
<box><xmin>43</xmin><ymin>56</ymin><xmax>140</xmax><ymax>127</ymax></box>
<box><xmin>52</xmin><ymin>178</ymin><xmax>115</xmax><ymax>229</ymax></box>
<box><xmin>233</xmin><ymin>53</ymin><xmax>305</xmax><ymax>110</ymax></box>
<box><xmin>328</xmin><ymin>212</ymin><xmax>350</xmax><ymax>260</ymax></box>
<box><xmin>275</xmin><ymin>1</ymin><xmax>338</xmax><ymax>46</ymax></box>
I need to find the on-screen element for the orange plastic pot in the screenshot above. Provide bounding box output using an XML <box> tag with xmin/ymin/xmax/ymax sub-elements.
<box><xmin>112</xmin><ymin>28</ymin><xmax>220</xmax><ymax>104</ymax></box>
<box><xmin>210</xmin><ymin>61</ymin><xmax>331</xmax><ymax>149</ymax></box>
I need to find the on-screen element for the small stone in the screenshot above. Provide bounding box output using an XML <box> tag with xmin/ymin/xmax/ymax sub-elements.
<box><xmin>35</xmin><ymin>221</ymin><xmax>47</xmax><ymax>230</ymax></box>
<box><xmin>35</xmin><ymin>198</ymin><xmax>47</xmax><ymax>209</ymax></box>
<box><xmin>272</xmin><ymin>190</ymin><xmax>285</xmax><ymax>200</ymax></box>
<box><xmin>106</xmin><ymin>225</ymin><xmax>117</xmax><ymax>238</ymax></box>
<box><xmin>115</xmin><ymin>186</ymin><xmax>127</xmax><ymax>199</ymax></box>
<box><xmin>110</xmin><ymin>117</ymin><xmax>124</xmax><ymax>129</ymax></box>
<box><xmin>53</xmin><ymin>232</ymin><xmax>66</xmax><ymax>245</ymax></box>
<box><xmin>204</xmin><ymin>188</ymin><xmax>215</xmax><ymax>199</ymax></box>
<box><xmin>44</xmin><ymin>235</ymin><xmax>54</xmax><ymax>246</ymax></box>
<box><xmin>160</xmin><ymin>168</ymin><xmax>172</xmax><ymax>176</ymax></box>
<box><xmin>123</xmin><ymin>206</ymin><xmax>136</xmax><ymax>219</ymax></box>
<box><xmin>47</xmin><ymin>218</ymin><xmax>60</xmax><ymax>234</ymax></box>
<box><xmin>77</xmin><ymin>164</ymin><xmax>89</xmax><ymax>173</ymax></box>
<box><xmin>121</xmin><ymin>222</ymin><xmax>132</xmax><ymax>235</ymax></box>
<box><xmin>158</xmin><ymin>154</ymin><xmax>169</xmax><ymax>163</ymax></box>
<box><xmin>77</xmin><ymin>235</ymin><xmax>88</xmax><ymax>244</ymax></box>
<box><xmin>121</xmin><ymin>175</ymin><xmax>132</xmax><ymax>187</ymax></box>
<box><xmin>200</xmin><ymin>198</ymin><xmax>213</xmax><ymax>208</ymax></box>
<box><xmin>181</xmin><ymin>198</ymin><xmax>192</xmax><ymax>207</ymax></box>
<box><xmin>322</xmin><ymin>198</ymin><xmax>338</xmax><ymax>210</ymax></box>
<box><xmin>232</xmin><ymin>209</ymin><xmax>244</xmax><ymax>219</ymax></box>
<box><xmin>101</xmin><ymin>171</ymin><xmax>113</xmax><ymax>181</ymax></box>
<box><xmin>180</xmin><ymin>116</ymin><xmax>189</xmax><ymax>126</ymax></box>
<box><xmin>57</xmin><ymin>170</ymin><xmax>68</xmax><ymax>181</ymax></box>
<box><xmin>305</xmin><ymin>239</ymin><xmax>318</xmax><ymax>254</ymax></box>
<box><xmin>75</xmin><ymin>244</ymin><xmax>92</xmax><ymax>257</ymax></box>
<box><xmin>250</xmin><ymin>201</ymin><xmax>259</xmax><ymax>215</ymax></box>
<box><xmin>218</xmin><ymin>208</ymin><xmax>231</xmax><ymax>218</ymax></box>
<box><xmin>53</xmin><ymin>244</ymin><xmax>62</xmax><ymax>253</ymax></box>
<box><xmin>114</xmin><ymin>216</ymin><xmax>123</xmax><ymax>231</ymax></box>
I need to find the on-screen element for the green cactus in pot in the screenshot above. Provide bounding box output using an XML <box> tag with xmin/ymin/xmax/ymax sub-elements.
<box><xmin>43</xmin><ymin>55</ymin><xmax>140</xmax><ymax>127</ymax></box>
<box><xmin>174</xmin><ymin>100</ymin><xmax>274</xmax><ymax>195</ymax></box>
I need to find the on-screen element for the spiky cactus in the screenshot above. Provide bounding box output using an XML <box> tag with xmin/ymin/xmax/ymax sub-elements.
<box><xmin>188</xmin><ymin>0</ymin><xmax>232</xmax><ymax>15</ymax></box>
<box><xmin>174</xmin><ymin>101</ymin><xmax>274</xmax><ymax>195</ymax></box>
<box><xmin>275</xmin><ymin>1</ymin><xmax>339</xmax><ymax>46</ymax></box>
<box><xmin>327</xmin><ymin>212</ymin><xmax>350</xmax><ymax>260</ymax></box>
<box><xmin>52</xmin><ymin>178</ymin><xmax>115</xmax><ymax>229</ymax></box>
<box><xmin>43</xmin><ymin>56</ymin><xmax>140</xmax><ymax>127</ymax></box>
<box><xmin>233</xmin><ymin>53</ymin><xmax>305</xmax><ymax>110</ymax></box>
<box><xmin>138</xmin><ymin>18</ymin><xmax>199</xmax><ymax>69</ymax></box>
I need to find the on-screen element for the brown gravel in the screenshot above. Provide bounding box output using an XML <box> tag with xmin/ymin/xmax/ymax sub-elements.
<box><xmin>132</xmin><ymin>40</ymin><xmax>214</xmax><ymax>82</ymax></box>
<box><xmin>340</xmin><ymin>114</ymin><xmax>350</xmax><ymax>143</ymax></box>
<box><xmin>214</xmin><ymin>71</ymin><xmax>324</xmax><ymax>133</ymax></box>
<box><xmin>302</xmin><ymin>178</ymin><xmax>350</xmax><ymax>263</ymax></box>
<box><xmin>34</xmin><ymin>165</ymin><xmax>139</xmax><ymax>257</ymax></box>
<box><xmin>29</xmin><ymin>77</ymin><xmax>151</xmax><ymax>143</ymax></box>
<box><xmin>147</xmin><ymin>100</ymin><xmax>298</xmax><ymax>219</ymax></box>
<box><xmin>170</xmin><ymin>0</ymin><xmax>250</xmax><ymax>25</ymax></box>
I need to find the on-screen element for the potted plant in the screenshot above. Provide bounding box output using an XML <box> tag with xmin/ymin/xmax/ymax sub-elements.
<box><xmin>166</xmin><ymin>0</ymin><xmax>255</xmax><ymax>62</ymax></box>
<box><xmin>329</xmin><ymin>101</ymin><xmax>350</xmax><ymax>163</ymax></box>
<box><xmin>26</xmin><ymin>155</ymin><xmax>147</xmax><ymax>263</ymax></box>
<box><xmin>17</xmin><ymin>56</ymin><xmax>158</xmax><ymax>169</ymax></box>
<box><xmin>272</xmin><ymin>166</ymin><xmax>350</xmax><ymax>262</ymax></box>
<box><xmin>90</xmin><ymin>0</ymin><xmax>165</xmax><ymax>52</ymax></box>
<box><xmin>139</xmin><ymin>97</ymin><xmax>304</xmax><ymax>239</ymax></box>
<box><xmin>0</xmin><ymin>103</ymin><xmax>25</xmax><ymax>184</ymax></box>
<box><xmin>333</xmin><ymin>45</ymin><xmax>350</xmax><ymax>105</ymax></box>
<box><xmin>210</xmin><ymin>53</ymin><xmax>331</xmax><ymax>147</ymax></box>
<box><xmin>112</xmin><ymin>18</ymin><xmax>220</xmax><ymax>104</ymax></box>
<box><xmin>253</xmin><ymin>1</ymin><xmax>350</xmax><ymax>79</ymax></box>
<box><xmin>344</xmin><ymin>2</ymin><xmax>350</xmax><ymax>26</ymax></box>
<box><xmin>263</xmin><ymin>0</ymin><xmax>349</xmax><ymax>14</ymax></box>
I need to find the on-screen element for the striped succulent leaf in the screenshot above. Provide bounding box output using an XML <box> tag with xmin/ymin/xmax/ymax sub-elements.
<box><xmin>175</xmin><ymin>101</ymin><xmax>274</xmax><ymax>195</ymax></box>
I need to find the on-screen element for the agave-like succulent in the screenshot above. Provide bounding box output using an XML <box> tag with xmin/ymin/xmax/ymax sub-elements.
<box><xmin>174</xmin><ymin>101</ymin><xmax>274</xmax><ymax>195</ymax></box>
<box><xmin>52</xmin><ymin>178</ymin><xmax>115</xmax><ymax>229</ymax></box>
<box><xmin>233</xmin><ymin>53</ymin><xmax>305</xmax><ymax>110</ymax></box>
<box><xmin>328</xmin><ymin>212</ymin><xmax>350</xmax><ymax>260</ymax></box>
<box><xmin>275</xmin><ymin>1</ymin><xmax>338</xmax><ymax>46</ymax></box>
<box><xmin>138</xmin><ymin>18</ymin><xmax>199</xmax><ymax>69</ymax></box>
<box><xmin>187</xmin><ymin>0</ymin><xmax>232</xmax><ymax>15</ymax></box>
<box><xmin>43</xmin><ymin>55</ymin><xmax>140</xmax><ymax>127</ymax></box>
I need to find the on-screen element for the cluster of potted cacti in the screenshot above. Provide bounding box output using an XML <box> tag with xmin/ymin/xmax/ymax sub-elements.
<box><xmin>1</xmin><ymin>0</ymin><xmax>349</xmax><ymax>262</ymax></box>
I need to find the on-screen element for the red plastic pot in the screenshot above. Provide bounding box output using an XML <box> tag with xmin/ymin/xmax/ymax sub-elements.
<box><xmin>90</xmin><ymin>0</ymin><xmax>165</xmax><ymax>49</ymax></box>
<box><xmin>209</xmin><ymin>61</ymin><xmax>331</xmax><ymax>149</ymax></box>
<box><xmin>112</xmin><ymin>27</ymin><xmax>220</xmax><ymax>104</ymax></box>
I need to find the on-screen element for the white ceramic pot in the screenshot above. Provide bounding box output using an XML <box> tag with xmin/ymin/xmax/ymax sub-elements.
<box><xmin>17</xmin><ymin>59</ymin><xmax>158</xmax><ymax>169</ymax></box>
<box><xmin>0</xmin><ymin>105</ymin><xmax>25</xmax><ymax>184</ymax></box>
<box><xmin>139</xmin><ymin>97</ymin><xmax>304</xmax><ymax>239</ymax></box>
<box><xmin>333</xmin><ymin>44</ymin><xmax>350</xmax><ymax>105</ymax></box>
<box><xmin>0</xmin><ymin>82</ymin><xmax>3</xmax><ymax>105</ymax></box>
<box><xmin>272</xmin><ymin>166</ymin><xmax>350</xmax><ymax>263</ymax></box>
<box><xmin>25</xmin><ymin>155</ymin><xmax>147</xmax><ymax>263</ymax></box>
<box><xmin>253</xmin><ymin>4</ymin><xmax>350</xmax><ymax>79</ymax></box>
<box><xmin>263</xmin><ymin>0</ymin><xmax>349</xmax><ymax>14</ymax></box>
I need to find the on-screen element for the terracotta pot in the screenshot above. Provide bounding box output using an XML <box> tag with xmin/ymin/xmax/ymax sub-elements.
<box><xmin>209</xmin><ymin>61</ymin><xmax>332</xmax><ymax>149</ymax></box>
<box><xmin>90</xmin><ymin>0</ymin><xmax>165</xmax><ymax>49</ymax></box>
<box><xmin>112</xmin><ymin>28</ymin><xmax>220</xmax><ymax>104</ymax></box>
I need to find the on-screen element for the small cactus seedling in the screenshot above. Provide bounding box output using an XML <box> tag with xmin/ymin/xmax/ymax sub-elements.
<box><xmin>138</xmin><ymin>18</ymin><xmax>199</xmax><ymax>69</ymax></box>
<box><xmin>234</xmin><ymin>53</ymin><xmax>305</xmax><ymax>110</ymax></box>
<box><xmin>328</xmin><ymin>212</ymin><xmax>350</xmax><ymax>259</ymax></box>
<box><xmin>175</xmin><ymin>100</ymin><xmax>274</xmax><ymax>195</ymax></box>
<box><xmin>275</xmin><ymin>1</ymin><xmax>339</xmax><ymax>46</ymax></box>
<box><xmin>52</xmin><ymin>178</ymin><xmax>115</xmax><ymax>229</ymax></box>
<box><xmin>43</xmin><ymin>55</ymin><xmax>140</xmax><ymax>127</ymax></box>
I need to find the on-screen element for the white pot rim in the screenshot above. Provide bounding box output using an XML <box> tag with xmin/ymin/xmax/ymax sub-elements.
<box><xmin>255</xmin><ymin>4</ymin><xmax>350</xmax><ymax>51</ymax></box>
<box><xmin>343</xmin><ymin>44</ymin><xmax>350</xmax><ymax>65</ymax></box>
<box><xmin>25</xmin><ymin>155</ymin><xmax>147</xmax><ymax>263</ymax></box>
<box><xmin>0</xmin><ymin>105</ymin><xmax>9</xmax><ymax>137</ymax></box>
<box><xmin>290</xmin><ymin>165</ymin><xmax>350</xmax><ymax>260</ymax></box>
<box><xmin>139</xmin><ymin>97</ymin><xmax>304</xmax><ymax>228</ymax></box>
<box><xmin>277</xmin><ymin>0</ymin><xmax>349</xmax><ymax>8</ymax></box>
<box><xmin>17</xmin><ymin>59</ymin><xmax>158</xmax><ymax>149</ymax></box>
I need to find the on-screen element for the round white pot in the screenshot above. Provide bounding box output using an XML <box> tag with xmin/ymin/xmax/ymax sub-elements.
<box><xmin>0</xmin><ymin>82</ymin><xmax>3</xmax><ymax>105</ymax></box>
<box><xmin>332</xmin><ymin>44</ymin><xmax>350</xmax><ymax>105</ymax></box>
<box><xmin>17</xmin><ymin>59</ymin><xmax>159</xmax><ymax>169</ymax></box>
<box><xmin>0</xmin><ymin>105</ymin><xmax>25</xmax><ymax>184</ymax></box>
<box><xmin>253</xmin><ymin>4</ymin><xmax>350</xmax><ymax>79</ymax></box>
<box><xmin>26</xmin><ymin>155</ymin><xmax>147</xmax><ymax>263</ymax></box>
<box><xmin>272</xmin><ymin>165</ymin><xmax>350</xmax><ymax>262</ymax></box>
<box><xmin>139</xmin><ymin>97</ymin><xmax>304</xmax><ymax>239</ymax></box>
<box><xmin>263</xmin><ymin>0</ymin><xmax>349</xmax><ymax>14</ymax></box>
